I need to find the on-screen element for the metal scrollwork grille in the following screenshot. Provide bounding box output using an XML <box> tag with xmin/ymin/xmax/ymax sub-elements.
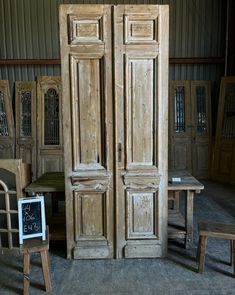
<box><xmin>174</xmin><ymin>86</ymin><xmax>185</xmax><ymax>132</ymax></box>
<box><xmin>0</xmin><ymin>90</ymin><xmax>9</xmax><ymax>137</ymax></box>
<box><xmin>196</xmin><ymin>86</ymin><xmax>207</xmax><ymax>133</ymax></box>
<box><xmin>222</xmin><ymin>83</ymin><xmax>235</xmax><ymax>138</ymax></box>
<box><xmin>44</xmin><ymin>88</ymin><xmax>60</xmax><ymax>145</ymax></box>
<box><xmin>21</xmin><ymin>91</ymin><xmax>32</xmax><ymax>137</ymax></box>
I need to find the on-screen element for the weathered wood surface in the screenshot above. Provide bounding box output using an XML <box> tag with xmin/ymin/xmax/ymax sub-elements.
<box><xmin>60</xmin><ymin>4</ymin><xmax>114</xmax><ymax>259</ymax></box>
<box><xmin>0</xmin><ymin>159</ymin><xmax>31</xmax><ymax>255</ymax></box>
<box><xmin>36</xmin><ymin>76</ymin><xmax>63</xmax><ymax>178</ymax></box>
<box><xmin>0</xmin><ymin>80</ymin><xmax>15</xmax><ymax>159</ymax></box>
<box><xmin>169</xmin><ymin>81</ymin><xmax>211</xmax><ymax>179</ymax></box>
<box><xmin>198</xmin><ymin>222</ymin><xmax>235</xmax><ymax>276</ymax></box>
<box><xmin>168</xmin><ymin>170</ymin><xmax>204</xmax><ymax>247</ymax></box>
<box><xmin>60</xmin><ymin>4</ymin><xmax>169</xmax><ymax>259</ymax></box>
<box><xmin>115</xmin><ymin>4</ymin><xmax>169</xmax><ymax>259</ymax></box>
<box><xmin>168</xmin><ymin>209</ymin><xmax>186</xmax><ymax>239</ymax></box>
<box><xmin>168</xmin><ymin>170</ymin><xmax>204</xmax><ymax>191</ymax></box>
<box><xmin>213</xmin><ymin>76</ymin><xmax>235</xmax><ymax>185</ymax></box>
<box><xmin>20</xmin><ymin>226</ymin><xmax>52</xmax><ymax>294</ymax></box>
<box><xmin>25</xmin><ymin>172</ymin><xmax>65</xmax><ymax>193</ymax></box>
<box><xmin>199</xmin><ymin>222</ymin><xmax>235</xmax><ymax>239</ymax></box>
<box><xmin>25</xmin><ymin>172</ymin><xmax>66</xmax><ymax>241</ymax></box>
<box><xmin>15</xmin><ymin>81</ymin><xmax>37</xmax><ymax>180</ymax></box>
<box><xmin>191</xmin><ymin>81</ymin><xmax>212</xmax><ymax>179</ymax></box>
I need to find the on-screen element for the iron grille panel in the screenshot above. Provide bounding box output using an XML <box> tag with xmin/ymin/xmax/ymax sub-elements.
<box><xmin>44</xmin><ymin>88</ymin><xmax>60</xmax><ymax>145</ymax></box>
<box><xmin>196</xmin><ymin>86</ymin><xmax>207</xmax><ymax>133</ymax></box>
<box><xmin>222</xmin><ymin>83</ymin><xmax>235</xmax><ymax>138</ymax></box>
<box><xmin>20</xmin><ymin>91</ymin><xmax>32</xmax><ymax>137</ymax></box>
<box><xmin>0</xmin><ymin>90</ymin><xmax>9</xmax><ymax>137</ymax></box>
<box><xmin>174</xmin><ymin>86</ymin><xmax>185</xmax><ymax>133</ymax></box>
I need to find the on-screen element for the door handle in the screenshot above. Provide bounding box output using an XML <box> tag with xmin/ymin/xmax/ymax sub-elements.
<box><xmin>118</xmin><ymin>143</ymin><xmax>122</xmax><ymax>162</ymax></box>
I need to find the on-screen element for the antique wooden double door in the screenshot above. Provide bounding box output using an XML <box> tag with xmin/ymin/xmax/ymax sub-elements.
<box><xmin>169</xmin><ymin>81</ymin><xmax>211</xmax><ymax>179</ymax></box>
<box><xmin>60</xmin><ymin>4</ymin><xmax>169</xmax><ymax>259</ymax></box>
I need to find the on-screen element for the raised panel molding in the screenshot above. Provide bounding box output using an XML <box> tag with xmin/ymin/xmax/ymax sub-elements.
<box><xmin>60</xmin><ymin>4</ymin><xmax>168</xmax><ymax>259</ymax></box>
<box><xmin>125</xmin><ymin>55</ymin><xmax>158</xmax><ymax>168</ymax></box>
<box><xmin>213</xmin><ymin>77</ymin><xmax>235</xmax><ymax>184</ymax></box>
<box><xmin>74</xmin><ymin>192</ymin><xmax>107</xmax><ymax>240</ymax></box>
<box><xmin>37</xmin><ymin>76</ymin><xmax>63</xmax><ymax>177</ymax></box>
<box><xmin>0</xmin><ymin>80</ymin><xmax>15</xmax><ymax>159</ymax></box>
<box><xmin>71</xmin><ymin>171</ymin><xmax>111</xmax><ymax>191</ymax></box>
<box><xmin>69</xmin><ymin>14</ymin><xmax>104</xmax><ymax>44</ymax></box>
<box><xmin>126</xmin><ymin>192</ymin><xmax>158</xmax><ymax>240</ymax></box>
<box><xmin>123</xmin><ymin>171</ymin><xmax>160</xmax><ymax>190</ymax></box>
<box><xmin>169</xmin><ymin>80</ymin><xmax>211</xmax><ymax>179</ymax></box>
<box><xmin>15</xmin><ymin>81</ymin><xmax>36</xmax><ymax>179</ymax></box>
<box><xmin>124</xmin><ymin>13</ymin><xmax>158</xmax><ymax>44</ymax></box>
<box><xmin>70</xmin><ymin>55</ymin><xmax>106</xmax><ymax>170</ymax></box>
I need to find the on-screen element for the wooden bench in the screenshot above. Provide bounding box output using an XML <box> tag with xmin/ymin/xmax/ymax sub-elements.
<box><xmin>197</xmin><ymin>222</ymin><xmax>235</xmax><ymax>276</ymax></box>
<box><xmin>20</xmin><ymin>226</ymin><xmax>52</xmax><ymax>295</ymax></box>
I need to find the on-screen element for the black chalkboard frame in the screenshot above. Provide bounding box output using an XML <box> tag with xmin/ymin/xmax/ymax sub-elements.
<box><xmin>18</xmin><ymin>196</ymin><xmax>46</xmax><ymax>244</ymax></box>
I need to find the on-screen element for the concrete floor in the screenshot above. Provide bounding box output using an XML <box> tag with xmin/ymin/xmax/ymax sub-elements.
<box><xmin>1</xmin><ymin>180</ymin><xmax>235</xmax><ymax>295</ymax></box>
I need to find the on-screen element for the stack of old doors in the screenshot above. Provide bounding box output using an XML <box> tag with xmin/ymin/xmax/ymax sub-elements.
<box><xmin>168</xmin><ymin>81</ymin><xmax>212</xmax><ymax>179</ymax></box>
<box><xmin>15</xmin><ymin>77</ymin><xmax>63</xmax><ymax>179</ymax></box>
<box><xmin>60</xmin><ymin>5</ymin><xmax>169</xmax><ymax>259</ymax></box>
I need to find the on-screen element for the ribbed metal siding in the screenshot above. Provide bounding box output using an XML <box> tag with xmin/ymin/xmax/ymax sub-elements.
<box><xmin>0</xmin><ymin>0</ymin><xmax>227</xmax><ymax>96</ymax></box>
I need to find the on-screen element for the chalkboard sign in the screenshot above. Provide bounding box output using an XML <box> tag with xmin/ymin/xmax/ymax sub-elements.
<box><xmin>18</xmin><ymin>196</ymin><xmax>46</xmax><ymax>244</ymax></box>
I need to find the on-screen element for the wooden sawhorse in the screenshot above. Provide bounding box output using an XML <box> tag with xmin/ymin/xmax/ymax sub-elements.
<box><xmin>20</xmin><ymin>227</ymin><xmax>52</xmax><ymax>295</ymax></box>
<box><xmin>197</xmin><ymin>222</ymin><xmax>235</xmax><ymax>277</ymax></box>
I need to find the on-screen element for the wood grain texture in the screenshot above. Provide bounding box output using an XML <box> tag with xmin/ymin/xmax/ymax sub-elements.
<box><xmin>213</xmin><ymin>76</ymin><xmax>235</xmax><ymax>184</ymax></box>
<box><xmin>60</xmin><ymin>4</ymin><xmax>114</xmax><ymax>259</ymax></box>
<box><xmin>0</xmin><ymin>159</ymin><xmax>30</xmax><ymax>255</ymax></box>
<box><xmin>169</xmin><ymin>81</ymin><xmax>211</xmax><ymax>179</ymax></box>
<box><xmin>115</xmin><ymin>4</ymin><xmax>169</xmax><ymax>258</ymax></box>
<box><xmin>198</xmin><ymin>222</ymin><xmax>235</xmax><ymax>276</ymax></box>
<box><xmin>0</xmin><ymin>80</ymin><xmax>15</xmax><ymax>159</ymax></box>
<box><xmin>60</xmin><ymin>4</ymin><xmax>169</xmax><ymax>259</ymax></box>
<box><xmin>36</xmin><ymin>76</ymin><xmax>63</xmax><ymax>178</ymax></box>
<box><xmin>15</xmin><ymin>81</ymin><xmax>37</xmax><ymax>180</ymax></box>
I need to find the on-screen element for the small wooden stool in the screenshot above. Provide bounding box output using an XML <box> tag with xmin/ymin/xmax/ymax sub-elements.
<box><xmin>197</xmin><ymin>222</ymin><xmax>235</xmax><ymax>276</ymax></box>
<box><xmin>20</xmin><ymin>226</ymin><xmax>52</xmax><ymax>295</ymax></box>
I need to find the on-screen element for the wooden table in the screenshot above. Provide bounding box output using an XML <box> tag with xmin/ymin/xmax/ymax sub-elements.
<box><xmin>25</xmin><ymin>172</ymin><xmax>65</xmax><ymax>194</ymax></box>
<box><xmin>168</xmin><ymin>170</ymin><xmax>204</xmax><ymax>248</ymax></box>
<box><xmin>25</xmin><ymin>172</ymin><xmax>65</xmax><ymax>241</ymax></box>
<box><xmin>25</xmin><ymin>171</ymin><xmax>203</xmax><ymax>247</ymax></box>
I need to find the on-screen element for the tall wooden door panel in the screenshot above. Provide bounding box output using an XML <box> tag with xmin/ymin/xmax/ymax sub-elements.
<box><xmin>0</xmin><ymin>80</ymin><xmax>15</xmax><ymax>159</ymax></box>
<box><xmin>213</xmin><ymin>77</ymin><xmax>235</xmax><ymax>184</ymax></box>
<box><xmin>60</xmin><ymin>5</ymin><xmax>114</xmax><ymax>259</ymax></box>
<box><xmin>191</xmin><ymin>81</ymin><xmax>211</xmax><ymax>179</ymax></box>
<box><xmin>169</xmin><ymin>81</ymin><xmax>211</xmax><ymax>179</ymax></box>
<box><xmin>37</xmin><ymin>76</ymin><xmax>63</xmax><ymax>178</ymax></box>
<box><xmin>60</xmin><ymin>4</ymin><xmax>169</xmax><ymax>259</ymax></box>
<box><xmin>169</xmin><ymin>81</ymin><xmax>192</xmax><ymax>172</ymax></box>
<box><xmin>15</xmin><ymin>81</ymin><xmax>37</xmax><ymax>179</ymax></box>
<box><xmin>114</xmin><ymin>5</ymin><xmax>168</xmax><ymax>258</ymax></box>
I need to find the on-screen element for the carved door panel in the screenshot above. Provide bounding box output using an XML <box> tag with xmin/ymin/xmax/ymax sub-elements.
<box><xmin>191</xmin><ymin>81</ymin><xmax>211</xmax><ymax>179</ymax></box>
<box><xmin>169</xmin><ymin>81</ymin><xmax>211</xmax><ymax>178</ymax></box>
<box><xmin>37</xmin><ymin>76</ymin><xmax>63</xmax><ymax>177</ymax></box>
<box><xmin>169</xmin><ymin>81</ymin><xmax>192</xmax><ymax>172</ymax></box>
<box><xmin>60</xmin><ymin>4</ymin><xmax>168</xmax><ymax>259</ymax></box>
<box><xmin>60</xmin><ymin>5</ymin><xmax>114</xmax><ymax>259</ymax></box>
<box><xmin>114</xmin><ymin>5</ymin><xmax>169</xmax><ymax>258</ymax></box>
<box><xmin>15</xmin><ymin>81</ymin><xmax>37</xmax><ymax>179</ymax></box>
<box><xmin>213</xmin><ymin>77</ymin><xmax>235</xmax><ymax>184</ymax></box>
<box><xmin>0</xmin><ymin>80</ymin><xmax>15</xmax><ymax>159</ymax></box>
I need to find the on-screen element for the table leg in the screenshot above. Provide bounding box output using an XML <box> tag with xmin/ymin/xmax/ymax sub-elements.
<box><xmin>185</xmin><ymin>190</ymin><xmax>194</xmax><ymax>248</ymax></box>
<box><xmin>173</xmin><ymin>191</ymin><xmax>180</xmax><ymax>210</ymax></box>
<box><xmin>23</xmin><ymin>253</ymin><xmax>30</xmax><ymax>295</ymax></box>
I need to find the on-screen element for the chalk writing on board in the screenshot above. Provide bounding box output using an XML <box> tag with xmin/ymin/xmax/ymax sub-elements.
<box><xmin>18</xmin><ymin>196</ymin><xmax>46</xmax><ymax>244</ymax></box>
<box><xmin>22</xmin><ymin>202</ymin><xmax>42</xmax><ymax>234</ymax></box>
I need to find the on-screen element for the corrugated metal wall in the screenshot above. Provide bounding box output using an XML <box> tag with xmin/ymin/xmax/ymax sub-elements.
<box><xmin>0</xmin><ymin>0</ymin><xmax>227</xmax><ymax>102</ymax></box>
